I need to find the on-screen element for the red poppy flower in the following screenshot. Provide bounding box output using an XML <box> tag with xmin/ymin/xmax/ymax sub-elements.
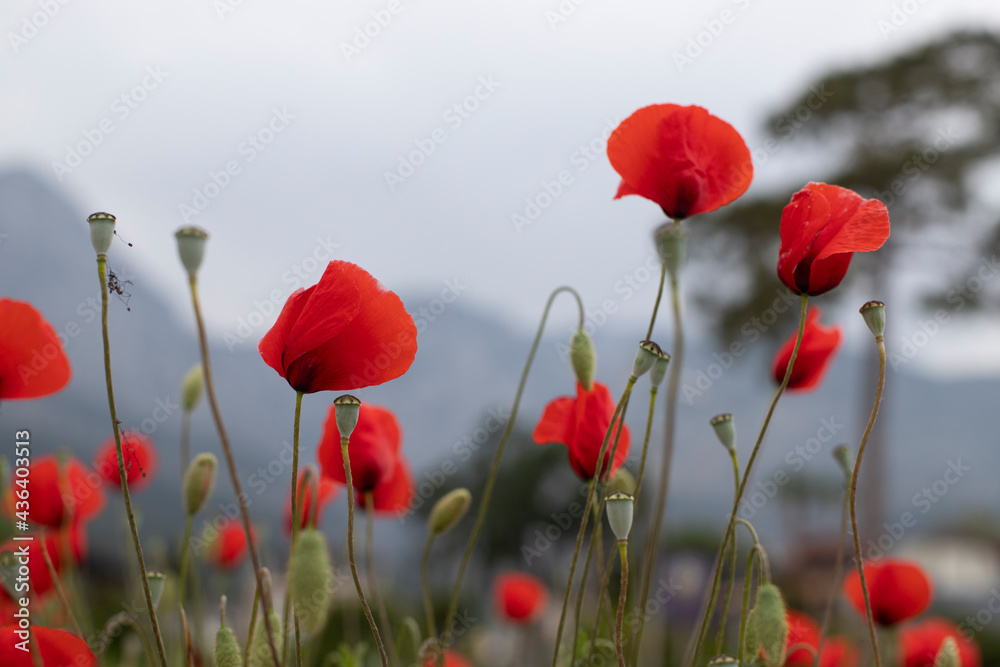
<box><xmin>258</xmin><ymin>261</ymin><xmax>417</xmax><ymax>394</ymax></box>
<box><xmin>607</xmin><ymin>104</ymin><xmax>752</xmax><ymax>220</ymax></box>
<box><xmin>357</xmin><ymin>458</ymin><xmax>414</xmax><ymax>516</ymax></box>
<box><xmin>843</xmin><ymin>558</ymin><xmax>932</xmax><ymax>627</ymax></box>
<box><xmin>0</xmin><ymin>299</ymin><xmax>71</xmax><ymax>400</ymax></box>
<box><xmin>533</xmin><ymin>382</ymin><xmax>630</xmax><ymax>480</ymax></box>
<box><xmin>0</xmin><ymin>625</ymin><xmax>96</xmax><ymax>667</ymax></box>
<box><xmin>819</xmin><ymin>637</ymin><xmax>859</xmax><ymax>667</ymax></box>
<box><xmin>207</xmin><ymin>522</ymin><xmax>253</xmax><ymax>570</ymax></box>
<box><xmin>771</xmin><ymin>308</ymin><xmax>842</xmax><ymax>391</ymax></box>
<box><xmin>898</xmin><ymin>617</ymin><xmax>981</xmax><ymax>667</ymax></box>
<box><xmin>777</xmin><ymin>183</ymin><xmax>890</xmax><ymax>297</ymax></box>
<box><xmin>785</xmin><ymin>610</ymin><xmax>821</xmax><ymax>667</ymax></box>
<box><xmin>28</xmin><ymin>455</ymin><xmax>105</xmax><ymax>528</ymax></box>
<box><xmin>284</xmin><ymin>468</ymin><xmax>340</xmax><ymax>533</ymax></box>
<box><xmin>93</xmin><ymin>431</ymin><xmax>158</xmax><ymax>490</ymax></box>
<box><xmin>421</xmin><ymin>650</ymin><xmax>472</xmax><ymax>667</ymax></box>
<box><xmin>494</xmin><ymin>571</ymin><xmax>548</xmax><ymax>624</ymax></box>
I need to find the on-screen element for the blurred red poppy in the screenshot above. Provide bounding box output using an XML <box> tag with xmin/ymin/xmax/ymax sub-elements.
<box><xmin>898</xmin><ymin>617</ymin><xmax>981</xmax><ymax>667</ymax></box>
<box><xmin>0</xmin><ymin>625</ymin><xmax>96</xmax><ymax>667</ymax></box>
<box><xmin>318</xmin><ymin>403</ymin><xmax>414</xmax><ymax>516</ymax></box>
<box><xmin>93</xmin><ymin>431</ymin><xmax>158</xmax><ymax>490</ymax></box>
<box><xmin>494</xmin><ymin>571</ymin><xmax>548</xmax><ymax>624</ymax></box>
<box><xmin>607</xmin><ymin>104</ymin><xmax>752</xmax><ymax>220</ymax></box>
<box><xmin>284</xmin><ymin>468</ymin><xmax>340</xmax><ymax>533</ymax></box>
<box><xmin>771</xmin><ymin>308</ymin><xmax>842</xmax><ymax>391</ymax></box>
<box><xmin>533</xmin><ymin>382</ymin><xmax>630</xmax><ymax>480</ymax></box>
<box><xmin>207</xmin><ymin>522</ymin><xmax>253</xmax><ymax>570</ymax></box>
<box><xmin>0</xmin><ymin>299</ymin><xmax>71</xmax><ymax>400</ymax></box>
<box><xmin>843</xmin><ymin>558</ymin><xmax>932</xmax><ymax>627</ymax></box>
<box><xmin>785</xmin><ymin>610</ymin><xmax>820</xmax><ymax>667</ymax></box>
<box><xmin>777</xmin><ymin>183</ymin><xmax>890</xmax><ymax>297</ymax></box>
<box><xmin>28</xmin><ymin>455</ymin><xmax>105</xmax><ymax>528</ymax></box>
<box><xmin>421</xmin><ymin>650</ymin><xmax>472</xmax><ymax>667</ymax></box>
<box><xmin>819</xmin><ymin>637</ymin><xmax>859</xmax><ymax>667</ymax></box>
<box><xmin>0</xmin><ymin>528</ymin><xmax>83</xmax><ymax>601</ymax></box>
<box><xmin>258</xmin><ymin>261</ymin><xmax>417</xmax><ymax>393</ymax></box>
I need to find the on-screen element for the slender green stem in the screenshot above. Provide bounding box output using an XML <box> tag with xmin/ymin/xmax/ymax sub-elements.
<box><xmin>367</xmin><ymin>492</ymin><xmax>398</xmax><ymax>667</ymax></box>
<box><xmin>645</xmin><ymin>263</ymin><xmax>668</xmax><ymax>341</ymax></box>
<box><xmin>714</xmin><ymin>449</ymin><xmax>741</xmax><ymax>651</ymax></box>
<box><xmin>816</xmin><ymin>493</ymin><xmax>850</xmax><ymax>667</ymax></box>
<box><xmin>849</xmin><ymin>337</ymin><xmax>886</xmax><ymax>667</ymax></box>
<box><xmin>442</xmin><ymin>286</ymin><xmax>584</xmax><ymax>649</ymax></box>
<box><xmin>187</xmin><ymin>275</ymin><xmax>282</xmax><ymax>667</ymax></box>
<box><xmin>245</xmin><ymin>588</ymin><xmax>261</xmax><ymax>667</ymax></box>
<box><xmin>686</xmin><ymin>293</ymin><xmax>809</xmax><ymax>667</ymax></box>
<box><xmin>178</xmin><ymin>513</ymin><xmax>194</xmax><ymax>608</ymax></box>
<box><xmin>39</xmin><ymin>529</ymin><xmax>83</xmax><ymax>638</ymax></box>
<box><xmin>421</xmin><ymin>533</ymin><xmax>438</xmax><ymax>641</ymax></box>
<box><xmin>615</xmin><ymin>541</ymin><xmax>628</xmax><ymax>667</ymax></box>
<box><xmin>341</xmin><ymin>438</ymin><xmax>389</xmax><ymax>667</ymax></box>
<box><xmin>587</xmin><ymin>540</ymin><xmax>619</xmax><ymax>663</ymax></box>
<box><xmin>552</xmin><ymin>380</ymin><xmax>634</xmax><ymax>667</ymax></box>
<box><xmin>631</xmin><ymin>387</ymin><xmax>658</xmax><ymax>501</ymax></box>
<box><xmin>632</xmin><ymin>270</ymin><xmax>684</xmax><ymax>659</ymax></box>
<box><xmin>98</xmin><ymin>256</ymin><xmax>169</xmax><ymax>667</ymax></box>
<box><xmin>283</xmin><ymin>391</ymin><xmax>304</xmax><ymax>665</ymax></box>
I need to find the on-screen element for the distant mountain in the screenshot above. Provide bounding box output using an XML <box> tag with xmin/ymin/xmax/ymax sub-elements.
<box><xmin>1</xmin><ymin>166</ymin><xmax>996</xmax><ymax>571</ymax></box>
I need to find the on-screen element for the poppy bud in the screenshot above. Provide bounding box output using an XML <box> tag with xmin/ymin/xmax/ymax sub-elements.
<box><xmin>333</xmin><ymin>394</ymin><xmax>362</xmax><ymax>439</ymax></box>
<box><xmin>607</xmin><ymin>468</ymin><xmax>635</xmax><ymax>496</ymax></box>
<box><xmin>428</xmin><ymin>488</ymin><xmax>472</xmax><ymax>536</ymax></box>
<box><xmin>289</xmin><ymin>529</ymin><xmax>333</xmax><ymax>635</ymax></box>
<box><xmin>859</xmin><ymin>300</ymin><xmax>886</xmax><ymax>338</ymax></box>
<box><xmin>649</xmin><ymin>351</ymin><xmax>671</xmax><ymax>388</ymax></box>
<box><xmin>214</xmin><ymin>624</ymin><xmax>243</xmax><ymax>667</ymax></box>
<box><xmin>147</xmin><ymin>571</ymin><xmax>166</xmax><ymax>608</ymax></box>
<box><xmin>569</xmin><ymin>329</ymin><xmax>596</xmax><ymax>390</ymax></box>
<box><xmin>175</xmin><ymin>227</ymin><xmax>209</xmax><ymax>276</ymax></box>
<box><xmin>88</xmin><ymin>212</ymin><xmax>116</xmax><ymax>256</ymax></box>
<box><xmin>934</xmin><ymin>637</ymin><xmax>960</xmax><ymax>667</ymax></box>
<box><xmin>605</xmin><ymin>491</ymin><xmax>634</xmax><ymax>541</ymax></box>
<box><xmin>832</xmin><ymin>445</ymin><xmax>853</xmax><ymax>484</ymax></box>
<box><xmin>710</xmin><ymin>414</ymin><xmax>736</xmax><ymax>452</ymax></box>
<box><xmin>744</xmin><ymin>583</ymin><xmax>788</xmax><ymax>667</ymax></box>
<box><xmin>707</xmin><ymin>657</ymin><xmax>740</xmax><ymax>667</ymax></box>
<box><xmin>181</xmin><ymin>363</ymin><xmax>204</xmax><ymax>412</ymax></box>
<box><xmin>632</xmin><ymin>340</ymin><xmax>662</xmax><ymax>379</ymax></box>
<box><xmin>247</xmin><ymin>611</ymin><xmax>283</xmax><ymax>667</ymax></box>
<box><xmin>183</xmin><ymin>453</ymin><xmax>218</xmax><ymax>516</ymax></box>
<box><xmin>654</xmin><ymin>223</ymin><xmax>687</xmax><ymax>280</ymax></box>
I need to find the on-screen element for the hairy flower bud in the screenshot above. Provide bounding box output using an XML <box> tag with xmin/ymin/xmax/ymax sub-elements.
<box><xmin>744</xmin><ymin>583</ymin><xmax>788</xmax><ymax>667</ymax></box>
<box><xmin>428</xmin><ymin>488</ymin><xmax>472</xmax><ymax>536</ymax></box>
<box><xmin>569</xmin><ymin>329</ymin><xmax>596</xmax><ymax>390</ymax></box>
<box><xmin>182</xmin><ymin>453</ymin><xmax>217</xmax><ymax>516</ymax></box>
<box><xmin>214</xmin><ymin>624</ymin><xmax>243</xmax><ymax>667</ymax></box>
<box><xmin>247</xmin><ymin>611</ymin><xmax>283</xmax><ymax>667</ymax></box>
<box><xmin>289</xmin><ymin>529</ymin><xmax>333</xmax><ymax>635</ymax></box>
<box><xmin>181</xmin><ymin>363</ymin><xmax>204</xmax><ymax>412</ymax></box>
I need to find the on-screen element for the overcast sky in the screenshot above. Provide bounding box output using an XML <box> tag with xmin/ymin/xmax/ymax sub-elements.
<box><xmin>4</xmin><ymin>0</ymin><xmax>1000</xmax><ymax>377</ymax></box>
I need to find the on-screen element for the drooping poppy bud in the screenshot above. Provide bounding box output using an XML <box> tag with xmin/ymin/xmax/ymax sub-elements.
<box><xmin>744</xmin><ymin>583</ymin><xmax>789</xmax><ymax>667</ymax></box>
<box><xmin>569</xmin><ymin>329</ymin><xmax>596</xmax><ymax>390</ymax></box>
<box><xmin>428</xmin><ymin>488</ymin><xmax>472</xmax><ymax>536</ymax></box>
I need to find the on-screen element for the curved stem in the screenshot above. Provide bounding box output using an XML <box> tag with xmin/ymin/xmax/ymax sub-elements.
<box><xmin>849</xmin><ymin>337</ymin><xmax>886</xmax><ymax>667</ymax></box>
<box><xmin>632</xmin><ymin>270</ymin><xmax>684</xmax><ymax>659</ymax></box>
<box><xmin>631</xmin><ymin>387</ymin><xmax>658</xmax><ymax>501</ymax></box>
<box><xmin>367</xmin><ymin>492</ymin><xmax>398</xmax><ymax>667</ymax></box>
<box><xmin>615</xmin><ymin>541</ymin><xmax>629</xmax><ymax>667</ymax></box>
<box><xmin>714</xmin><ymin>450</ymin><xmax>741</xmax><ymax>651</ymax></box>
<box><xmin>421</xmin><ymin>533</ymin><xmax>438</xmax><ymax>641</ymax></box>
<box><xmin>283</xmin><ymin>391</ymin><xmax>304</xmax><ymax>665</ymax></box>
<box><xmin>816</xmin><ymin>493</ymin><xmax>850</xmax><ymax>667</ymax></box>
<box><xmin>645</xmin><ymin>263</ymin><xmax>668</xmax><ymax>341</ymax></box>
<box><xmin>341</xmin><ymin>438</ymin><xmax>389</xmax><ymax>667</ymax></box>
<box><xmin>686</xmin><ymin>293</ymin><xmax>809</xmax><ymax>667</ymax></box>
<box><xmin>187</xmin><ymin>275</ymin><xmax>282</xmax><ymax>667</ymax></box>
<box><xmin>98</xmin><ymin>257</ymin><xmax>169</xmax><ymax>667</ymax></box>
<box><xmin>442</xmin><ymin>286</ymin><xmax>585</xmax><ymax>648</ymax></box>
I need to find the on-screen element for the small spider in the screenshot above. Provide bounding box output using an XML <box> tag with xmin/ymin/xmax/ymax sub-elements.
<box><xmin>108</xmin><ymin>269</ymin><xmax>133</xmax><ymax>311</ymax></box>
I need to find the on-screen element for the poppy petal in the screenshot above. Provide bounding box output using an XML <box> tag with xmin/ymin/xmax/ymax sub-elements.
<box><xmin>532</xmin><ymin>396</ymin><xmax>575</xmax><ymax>447</ymax></box>
<box><xmin>0</xmin><ymin>626</ymin><xmax>96</xmax><ymax>667</ymax></box>
<box><xmin>0</xmin><ymin>299</ymin><xmax>72</xmax><ymax>400</ymax></box>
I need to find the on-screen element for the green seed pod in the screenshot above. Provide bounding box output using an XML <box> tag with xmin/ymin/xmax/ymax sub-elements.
<box><xmin>428</xmin><ymin>488</ymin><xmax>472</xmax><ymax>536</ymax></box>
<box><xmin>859</xmin><ymin>300</ymin><xmax>886</xmax><ymax>338</ymax></box>
<box><xmin>182</xmin><ymin>453</ymin><xmax>218</xmax><ymax>516</ymax></box>
<box><xmin>934</xmin><ymin>637</ymin><xmax>961</xmax><ymax>667</ymax></box>
<box><xmin>632</xmin><ymin>340</ymin><xmax>662</xmax><ymax>379</ymax></box>
<box><xmin>181</xmin><ymin>363</ymin><xmax>204</xmax><ymax>412</ymax></box>
<box><xmin>214</xmin><ymin>624</ymin><xmax>243</xmax><ymax>667</ymax></box>
<box><xmin>744</xmin><ymin>583</ymin><xmax>788</xmax><ymax>667</ymax></box>
<box><xmin>605</xmin><ymin>491</ymin><xmax>634</xmax><ymax>541</ymax></box>
<box><xmin>146</xmin><ymin>571</ymin><xmax>166</xmax><ymax>608</ymax></box>
<box><xmin>247</xmin><ymin>612</ymin><xmax>283</xmax><ymax>667</ymax></box>
<box><xmin>175</xmin><ymin>227</ymin><xmax>209</xmax><ymax>276</ymax></box>
<box><xmin>289</xmin><ymin>529</ymin><xmax>333</xmax><ymax>635</ymax></box>
<box><xmin>569</xmin><ymin>329</ymin><xmax>596</xmax><ymax>391</ymax></box>
<box><xmin>334</xmin><ymin>395</ymin><xmax>362</xmax><ymax>439</ymax></box>
<box><xmin>654</xmin><ymin>222</ymin><xmax>687</xmax><ymax>280</ymax></box>
<box><xmin>710</xmin><ymin>414</ymin><xmax>736</xmax><ymax>452</ymax></box>
<box><xmin>649</xmin><ymin>352</ymin><xmax>671</xmax><ymax>388</ymax></box>
<box><xmin>88</xmin><ymin>212</ymin><xmax>116</xmax><ymax>256</ymax></box>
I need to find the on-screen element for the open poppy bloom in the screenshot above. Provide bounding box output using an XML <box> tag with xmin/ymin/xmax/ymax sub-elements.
<box><xmin>533</xmin><ymin>382</ymin><xmax>630</xmax><ymax>480</ymax></box>
<box><xmin>771</xmin><ymin>307</ymin><xmax>842</xmax><ymax>391</ymax></box>
<box><xmin>899</xmin><ymin>617</ymin><xmax>981</xmax><ymax>667</ymax></box>
<box><xmin>494</xmin><ymin>571</ymin><xmax>548</xmax><ymax>624</ymax></box>
<box><xmin>607</xmin><ymin>104</ymin><xmax>752</xmax><ymax>220</ymax></box>
<box><xmin>207</xmin><ymin>522</ymin><xmax>254</xmax><ymax>570</ymax></box>
<box><xmin>0</xmin><ymin>625</ymin><xmax>96</xmax><ymax>667</ymax></box>
<box><xmin>93</xmin><ymin>431</ymin><xmax>158</xmax><ymax>490</ymax></box>
<box><xmin>317</xmin><ymin>402</ymin><xmax>414</xmax><ymax>516</ymax></box>
<box><xmin>258</xmin><ymin>261</ymin><xmax>418</xmax><ymax>393</ymax></box>
<box><xmin>777</xmin><ymin>183</ymin><xmax>890</xmax><ymax>297</ymax></box>
<box><xmin>784</xmin><ymin>610</ymin><xmax>821</xmax><ymax>667</ymax></box>
<box><xmin>819</xmin><ymin>637</ymin><xmax>859</xmax><ymax>667</ymax></box>
<box><xmin>843</xmin><ymin>558</ymin><xmax>932</xmax><ymax>626</ymax></box>
<box><xmin>0</xmin><ymin>299</ymin><xmax>72</xmax><ymax>400</ymax></box>
<box><xmin>284</xmin><ymin>468</ymin><xmax>340</xmax><ymax>533</ymax></box>
<box><xmin>28</xmin><ymin>455</ymin><xmax>105</xmax><ymax>528</ymax></box>
<box><xmin>421</xmin><ymin>650</ymin><xmax>472</xmax><ymax>667</ymax></box>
